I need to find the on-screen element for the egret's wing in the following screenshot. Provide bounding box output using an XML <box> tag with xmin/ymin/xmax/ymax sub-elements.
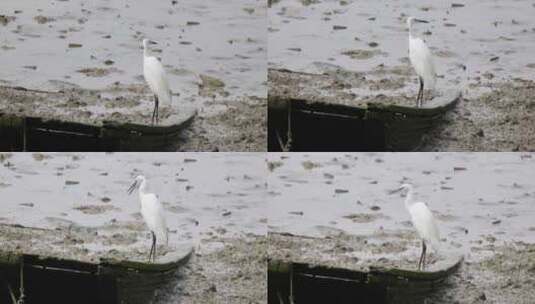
<box><xmin>141</xmin><ymin>193</ymin><xmax>168</xmax><ymax>245</ymax></box>
<box><xmin>410</xmin><ymin>202</ymin><xmax>440</xmax><ymax>250</ymax></box>
<box><xmin>144</xmin><ymin>56</ymin><xmax>172</xmax><ymax>105</ymax></box>
<box><xmin>409</xmin><ymin>37</ymin><xmax>436</xmax><ymax>90</ymax></box>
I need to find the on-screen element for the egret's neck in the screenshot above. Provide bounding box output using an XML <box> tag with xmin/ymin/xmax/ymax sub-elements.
<box><xmin>404</xmin><ymin>188</ymin><xmax>414</xmax><ymax>210</ymax></box>
<box><xmin>408</xmin><ymin>23</ymin><xmax>413</xmax><ymax>39</ymax></box>
<box><xmin>143</xmin><ymin>46</ymin><xmax>149</xmax><ymax>58</ymax></box>
<box><xmin>138</xmin><ymin>179</ymin><xmax>147</xmax><ymax>198</ymax></box>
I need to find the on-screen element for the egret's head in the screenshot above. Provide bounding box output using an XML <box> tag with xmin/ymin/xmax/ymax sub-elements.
<box><xmin>406</xmin><ymin>16</ymin><xmax>429</xmax><ymax>28</ymax></box>
<box><xmin>142</xmin><ymin>39</ymin><xmax>157</xmax><ymax>49</ymax></box>
<box><xmin>127</xmin><ymin>175</ymin><xmax>146</xmax><ymax>195</ymax></box>
<box><xmin>398</xmin><ymin>184</ymin><xmax>412</xmax><ymax>193</ymax></box>
<box><xmin>406</xmin><ymin>16</ymin><xmax>415</xmax><ymax>28</ymax></box>
<box><xmin>398</xmin><ymin>183</ymin><xmax>413</xmax><ymax>193</ymax></box>
<box><xmin>388</xmin><ymin>183</ymin><xmax>413</xmax><ymax>195</ymax></box>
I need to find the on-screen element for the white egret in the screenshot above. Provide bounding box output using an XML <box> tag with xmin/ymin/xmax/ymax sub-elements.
<box><xmin>128</xmin><ymin>175</ymin><xmax>168</xmax><ymax>262</ymax></box>
<box><xmin>142</xmin><ymin>39</ymin><xmax>172</xmax><ymax>125</ymax></box>
<box><xmin>398</xmin><ymin>183</ymin><xmax>440</xmax><ymax>270</ymax></box>
<box><xmin>407</xmin><ymin>17</ymin><xmax>436</xmax><ymax>108</ymax></box>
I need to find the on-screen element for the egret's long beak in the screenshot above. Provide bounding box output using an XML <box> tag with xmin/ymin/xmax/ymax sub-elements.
<box><xmin>388</xmin><ymin>187</ymin><xmax>403</xmax><ymax>195</ymax></box>
<box><xmin>148</xmin><ymin>40</ymin><xmax>158</xmax><ymax>45</ymax></box>
<box><xmin>127</xmin><ymin>181</ymin><xmax>138</xmax><ymax>195</ymax></box>
<box><xmin>414</xmin><ymin>19</ymin><xmax>429</xmax><ymax>23</ymax></box>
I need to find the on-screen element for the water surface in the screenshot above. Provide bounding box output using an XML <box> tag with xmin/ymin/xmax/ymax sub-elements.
<box><xmin>269</xmin><ymin>0</ymin><xmax>535</xmax><ymax>97</ymax></box>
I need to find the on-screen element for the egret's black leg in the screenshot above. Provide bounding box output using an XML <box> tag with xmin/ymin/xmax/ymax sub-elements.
<box><xmin>148</xmin><ymin>240</ymin><xmax>153</xmax><ymax>262</ymax></box>
<box><xmin>148</xmin><ymin>232</ymin><xmax>153</xmax><ymax>262</ymax></box>
<box><xmin>422</xmin><ymin>241</ymin><xmax>427</xmax><ymax>270</ymax></box>
<box><xmin>152</xmin><ymin>231</ymin><xmax>157</xmax><ymax>262</ymax></box>
<box><xmin>418</xmin><ymin>240</ymin><xmax>425</xmax><ymax>270</ymax></box>
<box><xmin>416</xmin><ymin>78</ymin><xmax>421</xmax><ymax>107</ymax></box>
<box><xmin>151</xmin><ymin>94</ymin><xmax>158</xmax><ymax>124</ymax></box>
<box><xmin>155</xmin><ymin>96</ymin><xmax>159</xmax><ymax>124</ymax></box>
<box><xmin>149</xmin><ymin>231</ymin><xmax>156</xmax><ymax>262</ymax></box>
<box><xmin>417</xmin><ymin>77</ymin><xmax>424</xmax><ymax>108</ymax></box>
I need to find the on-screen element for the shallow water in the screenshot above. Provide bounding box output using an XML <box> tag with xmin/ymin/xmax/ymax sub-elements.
<box><xmin>0</xmin><ymin>153</ymin><xmax>267</xmax><ymax>243</ymax></box>
<box><xmin>267</xmin><ymin>152</ymin><xmax>535</xmax><ymax>260</ymax></box>
<box><xmin>0</xmin><ymin>0</ymin><xmax>267</xmax><ymax>99</ymax></box>
<box><xmin>269</xmin><ymin>0</ymin><xmax>535</xmax><ymax>98</ymax></box>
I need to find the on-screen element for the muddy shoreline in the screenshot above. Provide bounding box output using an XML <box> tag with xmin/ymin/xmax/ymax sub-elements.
<box><xmin>268</xmin><ymin>68</ymin><xmax>535</xmax><ymax>151</ymax></box>
<box><xmin>157</xmin><ymin>235</ymin><xmax>267</xmax><ymax>304</ymax></box>
<box><xmin>421</xmin><ymin>80</ymin><xmax>535</xmax><ymax>151</ymax></box>
<box><xmin>0</xmin><ymin>222</ymin><xmax>173</xmax><ymax>263</ymax></box>
<box><xmin>0</xmin><ymin>84</ymin><xmax>266</xmax><ymax>151</ymax></box>
<box><xmin>174</xmin><ymin>96</ymin><xmax>267</xmax><ymax>152</ymax></box>
<box><xmin>269</xmin><ymin>232</ymin><xmax>535</xmax><ymax>304</ymax></box>
<box><xmin>0</xmin><ymin>223</ymin><xmax>267</xmax><ymax>304</ymax></box>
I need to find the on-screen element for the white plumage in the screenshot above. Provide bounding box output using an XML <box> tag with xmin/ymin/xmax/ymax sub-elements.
<box><xmin>142</xmin><ymin>39</ymin><xmax>171</xmax><ymax>124</ymax></box>
<box><xmin>399</xmin><ymin>183</ymin><xmax>440</xmax><ymax>270</ymax></box>
<box><xmin>128</xmin><ymin>175</ymin><xmax>168</xmax><ymax>262</ymax></box>
<box><xmin>407</xmin><ymin>201</ymin><xmax>440</xmax><ymax>250</ymax></box>
<box><xmin>143</xmin><ymin>56</ymin><xmax>171</xmax><ymax>105</ymax></box>
<box><xmin>140</xmin><ymin>191</ymin><xmax>168</xmax><ymax>245</ymax></box>
<box><xmin>409</xmin><ymin>37</ymin><xmax>436</xmax><ymax>90</ymax></box>
<box><xmin>407</xmin><ymin>17</ymin><xmax>436</xmax><ymax>107</ymax></box>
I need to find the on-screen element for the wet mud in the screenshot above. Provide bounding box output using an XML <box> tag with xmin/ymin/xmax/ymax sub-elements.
<box><xmin>269</xmin><ymin>232</ymin><xmax>535</xmax><ymax>303</ymax></box>
<box><xmin>156</xmin><ymin>236</ymin><xmax>267</xmax><ymax>304</ymax></box>
<box><xmin>0</xmin><ymin>85</ymin><xmax>182</xmax><ymax>126</ymax></box>
<box><xmin>269</xmin><ymin>68</ymin><xmax>414</xmax><ymax>107</ymax></box>
<box><xmin>174</xmin><ymin>97</ymin><xmax>267</xmax><ymax>152</ymax></box>
<box><xmin>0</xmin><ymin>84</ymin><xmax>266</xmax><ymax>152</ymax></box>
<box><xmin>427</xmin><ymin>242</ymin><xmax>535</xmax><ymax>303</ymax></box>
<box><xmin>268</xmin><ymin>231</ymin><xmax>444</xmax><ymax>272</ymax></box>
<box><xmin>0</xmin><ymin>225</ymin><xmax>267</xmax><ymax>303</ymax></box>
<box><xmin>421</xmin><ymin>80</ymin><xmax>535</xmax><ymax>151</ymax></box>
<box><xmin>0</xmin><ymin>222</ymin><xmax>164</xmax><ymax>263</ymax></box>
